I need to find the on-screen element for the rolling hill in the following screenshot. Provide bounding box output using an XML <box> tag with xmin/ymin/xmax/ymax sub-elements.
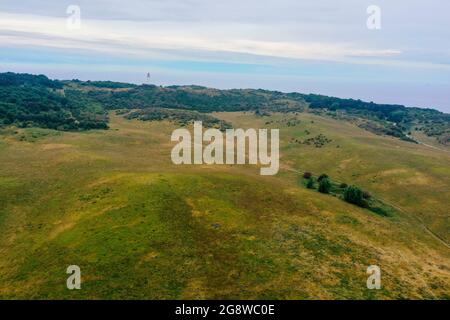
<box><xmin>0</xmin><ymin>72</ymin><xmax>449</xmax><ymax>299</ymax></box>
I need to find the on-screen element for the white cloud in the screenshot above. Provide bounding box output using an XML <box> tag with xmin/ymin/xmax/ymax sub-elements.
<box><xmin>0</xmin><ymin>12</ymin><xmax>403</xmax><ymax>64</ymax></box>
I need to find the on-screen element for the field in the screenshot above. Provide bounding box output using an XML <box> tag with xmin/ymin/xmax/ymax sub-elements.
<box><xmin>0</xmin><ymin>112</ymin><xmax>449</xmax><ymax>299</ymax></box>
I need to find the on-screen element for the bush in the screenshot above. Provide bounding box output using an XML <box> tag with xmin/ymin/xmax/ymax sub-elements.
<box><xmin>318</xmin><ymin>178</ymin><xmax>331</xmax><ymax>194</ymax></box>
<box><xmin>362</xmin><ymin>191</ymin><xmax>372</xmax><ymax>199</ymax></box>
<box><xmin>369</xmin><ymin>207</ymin><xmax>390</xmax><ymax>217</ymax></box>
<box><xmin>317</xmin><ymin>174</ymin><xmax>329</xmax><ymax>182</ymax></box>
<box><xmin>339</xmin><ymin>183</ymin><xmax>348</xmax><ymax>188</ymax></box>
<box><xmin>303</xmin><ymin>172</ymin><xmax>312</xmax><ymax>179</ymax></box>
<box><xmin>344</xmin><ymin>186</ymin><xmax>366</xmax><ymax>207</ymax></box>
<box><xmin>306</xmin><ymin>178</ymin><xmax>315</xmax><ymax>189</ymax></box>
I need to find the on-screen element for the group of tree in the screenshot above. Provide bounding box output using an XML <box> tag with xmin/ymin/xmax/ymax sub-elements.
<box><xmin>303</xmin><ymin>172</ymin><xmax>370</xmax><ymax>208</ymax></box>
<box><xmin>1</xmin><ymin>72</ymin><xmax>448</xmax><ymax>142</ymax></box>
<box><xmin>302</xmin><ymin>93</ymin><xmax>449</xmax><ymax>144</ymax></box>
<box><xmin>0</xmin><ymin>73</ymin><xmax>108</xmax><ymax>130</ymax></box>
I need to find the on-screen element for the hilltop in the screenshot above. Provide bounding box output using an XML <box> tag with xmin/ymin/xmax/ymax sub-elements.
<box><xmin>1</xmin><ymin>72</ymin><xmax>449</xmax><ymax>146</ymax></box>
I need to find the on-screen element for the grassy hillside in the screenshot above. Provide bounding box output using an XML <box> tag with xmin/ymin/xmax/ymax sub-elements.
<box><xmin>217</xmin><ymin>112</ymin><xmax>450</xmax><ymax>243</ymax></box>
<box><xmin>0</xmin><ymin>112</ymin><xmax>449</xmax><ymax>299</ymax></box>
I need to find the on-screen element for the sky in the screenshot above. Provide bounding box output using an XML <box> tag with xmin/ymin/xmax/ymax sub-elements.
<box><xmin>0</xmin><ymin>0</ymin><xmax>449</xmax><ymax>112</ymax></box>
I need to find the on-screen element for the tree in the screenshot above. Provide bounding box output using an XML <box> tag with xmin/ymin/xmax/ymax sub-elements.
<box><xmin>318</xmin><ymin>178</ymin><xmax>331</xmax><ymax>194</ymax></box>
<box><xmin>306</xmin><ymin>178</ymin><xmax>315</xmax><ymax>189</ymax></box>
<box><xmin>303</xmin><ymin>172</ymin><xmax>312</xmax><ymax>179</ymax></box>
<box><xmin>344</xmin><ymin>186</ymin><xmax>366</xmax><ymax>207</ymax></box>
<box><xmin>339</xmin><ymin>182</ymin><xmax>348</xmax><ymax>189</ymax></box>
<box><xmin>317</xmin><ymin>174</ymin><xmax>329</xmax><ymax>182</ymax></box>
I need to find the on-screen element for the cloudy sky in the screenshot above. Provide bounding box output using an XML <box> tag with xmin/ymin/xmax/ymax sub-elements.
<box><xmin>0</xmin><ymin>0</ymin><xmax>449</xmax><ymax>112</ymax></box>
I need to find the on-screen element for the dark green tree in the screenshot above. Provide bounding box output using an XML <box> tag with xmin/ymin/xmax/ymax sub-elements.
<box><xmin>344</xmin><ymin>186</ymin><xmax>366</xmax><ymax>207</ymax></box>
<box><xmin>318</xmin><ymin>178</ymin><xmax>331</xmax><ymax>194</ymax></box>
<box><xmin>306</xmin><ymin>178</ymin><xmax>315</xmax><ymax>189</ymax></box>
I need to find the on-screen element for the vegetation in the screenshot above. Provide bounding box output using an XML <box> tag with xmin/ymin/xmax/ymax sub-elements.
<box><xmin>0</xmin><ymin>109</ymin><xmax>449</xmax><ymax>299</ymax></box>
<box><xmin>344</xmin><ymin>186</ymin><xmax>367</xmax><ymax>208</ymax></box>
<box><xmin>358</xmin><ymin>121</ymin><xmax>416</xmax><ymax>143</ymax></box>
<box><xmin>301</xmin><ymin>134</ymin><xmax>333</xmax><ymax>147</ymax></box>
<box><xmin>0</xmin><ymin>73</ymin><xmax>108</xmax><ymax>130</ymax></box>
<box><xmin>303</xmin><ymin>172</ymin><xmax>312</xmax><ymax>179</ymax></box>
<box><xmin>122</xmin><ymin>108</ymin><xmax>231</xmax><ymax>130</ymax></box>
<box><xmin>302</xmin><ymin>93</ymin><xmax>449</xmax><ymax>145</ymax></box>
<box><xmin>297</xmin><ymin>169</ymin><xmax>391</xmax><ymax>217</ymax></box>
<box><xmin>0</xmin><ymin>72</ymin><xmax>62</xmax><ymax>88</ymax></box>
<box><xmin>84</xmin><ymin>85</ymin><xmax>305</xmax><ymax>113</ymax></box>
<box><xmin>1</xmin><ymin>72</ymin><xmax>448</xmax><ymax>146</ymax></box>
<box><xmin>68</xmin><ymin>79</ymin><xmax>138</xmax><ymax>89</ymax></box>
<box><xmin>318</xmin><ymin>177</ymin><xmax>332</xmax><ymax>194</ymax></box>
<box><xmin>306</xmin><ymin>178</ymin><xmax>315</xmax><ymax>189</ymax></box>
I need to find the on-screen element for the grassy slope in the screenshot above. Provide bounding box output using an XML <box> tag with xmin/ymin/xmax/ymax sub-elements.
<box><xmin>0</xmin><ymin>113</ymin><xmax>449</xmax><ymax>299</ymax></box>
<box><xmin>217</xmin><ymin>112</ymin><xmax>450</xmax><ymax>243</ymax></box>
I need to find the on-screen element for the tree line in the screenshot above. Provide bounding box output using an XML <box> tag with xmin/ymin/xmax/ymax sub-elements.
<box><xmin>0</xmin><ymin>72</ymin><xmax>448</xmax><ymax>144</ymax></box>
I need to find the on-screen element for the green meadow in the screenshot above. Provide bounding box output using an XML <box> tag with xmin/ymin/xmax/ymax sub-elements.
<box><xmin>0</xmin><ymin>112</ymin><xmax>449</xmax><ymax>299</ymax></box>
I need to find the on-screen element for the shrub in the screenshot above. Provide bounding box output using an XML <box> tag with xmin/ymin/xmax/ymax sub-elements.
<box><xmin>317</xmin><ymin>174</ymin><xmax>329</xmax><ymax>182</ymax></box>
<box><xmin>339</xmin><ymin>183</ymin><xmax>348</xmax><ymax>188</ymax></box>
<box><xmin>303</xmin><ymin>172</ymin><xmax>312</xmax><ymax>179</ymax></box>
<box><xmin>318</xmin><ymin>178</ymin><xmax>332</xmax><ymax>194</ymax></box>
<box><xmin>344</xmin><ymin>186</ymin><xmax>366</xmax><ymax>207</ymax></box>
<box><xmin>369</xmin><ymin>207</ymin><xmax>390</xmax><ymax>217</ymax></box>
<box><xmin>362</xmin><ymin>191</ymin><xmax>372</xmax><ymax>199</ymax></box>
<box><xmin>306</xmin><ymin>178</ymin><xmax>315</xmax><ymax>189</ymax></box>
